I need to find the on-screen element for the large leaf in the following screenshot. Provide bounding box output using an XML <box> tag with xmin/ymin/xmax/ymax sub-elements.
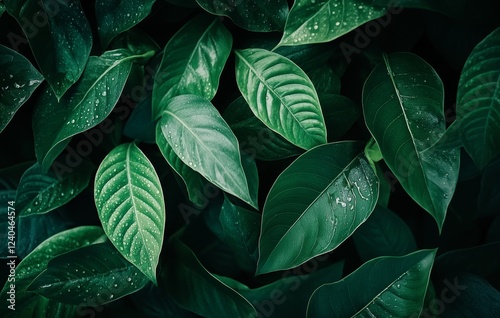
<box><xmin>94</xmin><ymin>142</ymin><xmax>165</xmax><ymax>284</ymax></box>
<box><xmin>235</xmin><ymin>48</ymin><xmax>327</xmax><ymax>150</ymax></box>
<box><xmin>0</xmin><ymin>226</ymin><xmax>105</xmax><ymax>318</ymax></box>
<box><xmin>152</xmin><ymin>14</ymin><xmax>232</xmax><ymax>118</ymax></box>
<box><xmin>278</xmin><ymin>0</ymin><xmax>386</xmax><ymax>47</ymax></box>
<box><xmin>352</xmin><ymin>205</ymin><xmax>417</xmax><ymax>262</ymax></box>
<box><xmin>162</xmin><ymin>238</ymin><xmax>256</xmax><ymax>318</ymax></box>
<box><xmin>28</xmin><ymin>241</ymin><xmax>149</xmax><ymax>306</ymax></box>
<box><xmin>195</xmin><ymin>0</ymin><xmax>288</xmax><ymax>32</ymax></box>
<box><xmin>4</xmin><ymin>0</ymin><xmax>92</xmax><ymax>99</ymax></box>
<box><xmin>0</xmin><ymin>44</ymin><xmax>44</xmax><ymax>133</ymax></box>
<box><xmin>156</xmin><ymin>94</ymin><xmax>256</xmax><ymax>208</ymax></box>
<box><xmin>362</xmin><ymin>52</ymin><xmax>460</xmax><ymax>231</ymax></box>
<box><xmin>258</xmin><ymin>142</ymin><xmax>379</xmax><ymax>274</ymax></box>
<box><xmin>33</xmin><ymin>49</ymin><xmax>154</xmax><ymax>172</ymax></box>
<box><xmin>307</xmin><ymin>249</ymin><xmax>437</xmax><ymax>317</ymax></box>
<box><xmin>454</xmin><ymin>27</ymin><xmax>500</xmax><ymax>169</ymax></box>
<box><xmin>96</xmin><ymin>0</ymin><xmax>157</xmax><ymax>48</ymax></box>
<box><xmin>15</xmin><ymin>161</ymin><xmax>93</xmax><ymax>217</ymax></box>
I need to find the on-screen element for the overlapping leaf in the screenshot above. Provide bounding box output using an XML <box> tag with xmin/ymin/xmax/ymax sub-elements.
<box><xmin>362</xmin><ymin>52</ymin><xmax>459</xmax><ymax>231</ymax></box>
<box><xmin>235</xmin><ymin>48</ymin><xmax>327</xmax><ymax>150</ymax></box>
<box><xmin>152</xmin><ymin>14</ymin><xmax>232</xmax><ymax>118</ymax></box>
<box><xmin>156</xmin><ymin>94</ymin><xmax>257</xmax><ymax>208</ymax></box>
<box><xmin>307</xmin><ymin>249</ymin><xmax>437</xmax><ymax>317</ymax></box>
<box><xmin>94</xmin><ymin>143</ymin><xmax>165</xmax><ymax>284</ymax></box>
<box><xmin>278</xmin><ymin>0</ymin><xmax>386</xmax><ymax>47</ymax></box>
<box><xmin>33</xmin><ymin>49</ymin><xmax>154</xmax><ymax>172</ymax></box>
<box><xmin>258</xmin><ymin>142</ymin><xmax>379</xmax><ymax>274</ymax></box>
<box><xmin>0</xmin><ymin>45</ymin><xmax>43</xmax><ymax>133</ymax></box>
<box><xmin>320</xmin><ymin>94</ymin><xmax>360</xmax><ymax>142</ymax></box>
<box><xmin>4</xmin><ymin>0</ymin><xmax>92</xmax><ymax>98</ymax></box>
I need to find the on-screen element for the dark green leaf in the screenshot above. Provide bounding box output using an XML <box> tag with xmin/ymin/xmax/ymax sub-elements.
<box><xmin>258</xmin><ymin>142</ymin><xmax>379</xmax><ymax>274</ymax></box>
<box><xmin>0</xmin><ymin>44</ymin><xmax>43</xmax><ymax>133</ymax></box>
<box><xmin>308</xmin><ymin>66</ymin><xmax>341</xmax><ymax>94</ymax></box>
<box><xmin>4</xmin><ymin>0</ymin><xmax>92</xmax><ymax>99</ymax></box>
<box><xmin>123</xmin><ymin>94</ymin><xmax>156</xmax><ymax>143</ymax></box>
<box><xmin>307</xmin><ymin>249</ymin><xmax>437</xmax><ymax>317</ymax></box>
<box><xmin>352</xmin><ymin>205</ymin><xmax>417</xmax><ymax>262</ymax></box>
<box><xmin>152</xmin><ymin>14</ymin><xmax>232</xmax><ymax>118</ymax></box>
<box><xmin>33</xmin><ymin>49</ymin><xmax>154</xmax><ymax>172</ymax></box>
<box><xmin>278</xmin><ymin>0</ymin><xmax>386</xmax><ymax>47</ymax></box>
<box><xmin>27</xmin><ymin>241</ymin><xmax>149</xmax><ymax>306</ymax></box>
<box><xmin>96</xmin><ymin>0</ymin><xmax>157</xmax><ymax>48</ymax></box>
<box><xmin>94</xmin><ymin>143</ymin><xmax>166</xmax><ymax>284</ymax></box>
<box><xmin>156</xmin><ymin>94</ymin><xmax>257</xmax><ymax>208</ymax></box>
<box><xmin>235</xmin><ymin>48</ymin><xmax>327</xmax><ymax>150</ymax></box>
<box><xmin>320</xmin><ymin>94</ymin><xmax>361</xmax><ymax>142</ymax></box>
<box><xmin>362</xmin><ymin>52</ymin><xmax>460</xmax><ymax>231</ymax></box>
<box><xmin>195</xmin><ymin>0</ymin><xmax>288</xmax><ymax>32</ymax></box>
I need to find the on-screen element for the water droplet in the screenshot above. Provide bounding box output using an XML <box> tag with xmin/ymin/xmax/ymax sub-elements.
<box><xmin>71</xmin><ymin>119</ymin><xmax>75</xmax><ymax>124</ymax></box>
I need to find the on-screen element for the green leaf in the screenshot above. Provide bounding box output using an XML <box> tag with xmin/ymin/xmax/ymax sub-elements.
<box><xmin>219</xmin><ymin>196</ymin><xmax>260</xmax><ymax>273</ymax></box>
<box><xmin>320</xmin><ymin>94</ymin><xmax>361</xmax><ymax>142</ymax></box>
<box><xmin>223</xmin><ymin>96</ymin><xmax>302</xmax><ymax>161</ymax></box>
<box><xmin>152</xmin><ymin>14</ymin><xmax>232</xmax><ymax>118</ymax></box>
<box><xmin>94</xmin><ymin>142</ymin><xmax>166</xmax><ymax>284</ymax></box>
<box><xmin>33</xmin><ymin>49</ymin><xmax>154</xmax><ymax>172</ymax></box>
<box><xmin>0</xmin><ymin>226</ymin><xmax>105</xmax><ymax>318</ymax></box>
<box><xmin>27</xmin><ymin>241</ymin><xmax>149</xmax><ymax>306</ymax></box>
<box><xmin>4</xmin><ymin>0</ymin><xmax>92</xmax><ymax>99</ymax></box>
<box><xmin>454</xmin><ymin>27</ymin><xmax>500</xmax><ymax>169</ymax></box>
<box><xmin>308</xmin><ymin>66</ymin><xmax>341</xmax><ymax>94</ymax></box>
<box><xmin>352</xmin><ymin>205</ymin><xmax>417</xmax><ymax>262</ymax></box>
<box><xmin>307</xmin><ymin>249</ymin><xmax>437</xmax><ymax>317</ymax></box>
<box><xmin>235</xmin><ymin>48</ymin><xmax>327</xmax><ymax>150</ymax></box>
<box><xmin>15</xmin><ymin>161</ymin><xmax>93</xmax><ymax>217</ymax></box>
<box><xmin>362</xmin><ymin>52</ymin><xmax>460</xmax><ymax>231</ymax></box>
<box><xmin>258</xmin><ymin>142</ymin><xmax>379</xmax><ymax>274</ymax></box>
<box><xmin>195</xmin><ymin>0</ymin><xmax>288</xmax><ymax>32</ymax></box>
<box><xmin>0</xmin><ymin>44</ymin><xmax>44</xmax><ymax>133</ymax></box>
<box><xmin>162</xmin><ymin>237</ymin><xmax>256</xmax><ymax>318</ymax></box>
<box><xmin>96</xmin><ymin>0</ymin><xmax>156</xmax><ymax>48</ymax></box>
<box><xmin>156</xmin><ymin>94</ymin><xmax>256</xmax><ymax>208</ymax></box>
<box><xmin>278</xmin><ymin>0</ymin><xmax>386</xmax><ymax>47</ymax></box>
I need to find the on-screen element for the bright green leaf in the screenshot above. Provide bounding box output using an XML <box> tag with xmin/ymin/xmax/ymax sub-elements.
<box><xmin>4</xmin><ymin>0</ymin><xmax>92</xmax><ymax>99</ymax></box>
<box><xmin>235</xmin><ymin>48</ymin><xmax>327</xmax><ymax>150</ymax></box>
<box><xmin>278</xmin><ymin>0</ymin><xmax>386</xmax><ymax>47</ymax></box>
<box><xmin>156</xmin><ymin>94</ymin><xmax>256</xmax><ymax>208</ymax></box>
<box><xmin>0</xmin><ymin>44</ymin><xmax>44</xmax><ymax>133</ymax></box>
<box><xmin>33</xmin><ymin>49</ymin><xmax>154</xmax><ymax>172</ymax></box>
<box><xmin>27</xmin><ymin>241</ymin><xmax>149</xmax><ymax>306</ymax></box>
<box><xmin>307</xmin><ymin>249</ymin><xmax>437</xmax><ymax>317</ymax></box>
<box><xmin>362</xmin><ymin>52</ymin><xmax>460</xmax><ymax>231</ymax></box>
<box><xmin>455</xmin><ymin>27</ymin><xmax>500</xmax><ymax>169</ymax></box>
<box><xmin>96</xmin><ymin>0</ymin><xmax>156</xmax><ymax>48</ymax></box>
<box><xmin>94</xmin><ymin>142</ymin><xmax>165</xmax><ymax>284</ymax></box>
<box><xmin>352</xmin><ymin>205</ymin><xmax>417</xmax><ymax>262</ymax></box>
<box><xmin>152</xmin><ymin>14</ymin><xmax>232</xmax><ymax>118</ymax></box>
<box><xmin>258</xmin><ymin>142</ymin><xmax>379</xmax><ymax>274</ymax></box>
<box><xmin>195</xmin><ymin>0</ymin><xmax>288</xmax><ymax>32</ymax></box>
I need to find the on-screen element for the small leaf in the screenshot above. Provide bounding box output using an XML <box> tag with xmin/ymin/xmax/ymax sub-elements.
<box><xmin>0</xmin><ymin>44</ymin><xmax>44</xmax><ymax>133</ymax></box>
<box><xmin>156</xmin><ymin>94</ymin><xmax>256</xmax><ymax>208</ymax></box>
<box><xmin>94</xmin><ymin>143</ymin><xmax>166</xmax><ymax>284</ymax></box>
<box><xmin>152</xmin><ymin>14</ymin><xmax>232</xmax><ymax>118</ymax></box>
<box><xmin>33</xmin><ymin>49</ymin><xmax>154</xmax><ymax>172</ymax></box>
<box><xmin>195</xmin><ymin>0</ymin><xmax>288</xmax><ymax>32</ymax></box>
<box><xmin>96</xmin><ymin>0</ymin><xmax>157</xmax><ymax>48</ymax></box>
<box><xmin>352</xmin><ymin>205</ymin><xmax>417</xmax><ymax>262</ymax></box>
<box><xmin>362</xmin><ymin>52</ymin><xmax>460</xmax><ymax>231</ymax></box>
<box><xmin>258</xmin><ymin>142</ymin><xmax>379</xmax><ymax>274</ymax></box>
<box><xmin>27</xmin><ymin>241</ymin><xmax>149</xmax><ymax>306</ymax></box>
<box><xmin>162</xmin><ymin>237</ymin><xmax>256</xmax><ymax>318</ymax></box>
<box><xmin>278</xmin><ymin>0</ymin><xmax>386</xmax><ymax>47</ymax></box>
<box><xmin>455</xmin><ymin>27</ymin><xmax>500</xmax><ymax>169</ymax></box>
<box><xmin>15</xmin><ymin>161</ymin><xmax>93</xmax><ymax>217</ymax></box>
<box><xmin>307</xmin><ymin>249</ymin><xmax>437</xmax><ymax>317</ymax></box>
<box><xmin>235</xmin><ymin>48</ymin><xmax>327</xmax><ymax>150</ymax></box>
<box><xmin>4</xmin><ymin>0</ymin><xmax>92</xmax><ymax>99</ymax></box>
